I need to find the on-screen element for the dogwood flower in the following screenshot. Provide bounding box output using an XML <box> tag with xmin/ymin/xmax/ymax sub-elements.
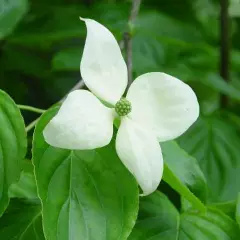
<box><xmin>43</xmin><ymin>18</ymin><xmax>199</xmax><ymax>196</ymax></box>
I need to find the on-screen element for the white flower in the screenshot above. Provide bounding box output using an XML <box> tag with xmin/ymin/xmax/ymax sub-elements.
<box><xmin>43</xmin><ymin>18</ymin><xmax>199</xmax><ymax>196</ymax></box>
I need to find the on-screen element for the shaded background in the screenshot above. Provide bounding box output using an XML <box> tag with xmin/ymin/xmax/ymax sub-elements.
<box><xmin>1</xmin><ymin>0</ymin><xmax>240</xmax><ymax>204</ymax></box>
<box><xmin>2</xmin><ymin>0</ymin><xmax>240</xmax><ymax>113</ymax></box>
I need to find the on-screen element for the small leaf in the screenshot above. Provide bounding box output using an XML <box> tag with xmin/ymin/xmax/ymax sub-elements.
<box><xmin>0</xmin><ymin>0</ymin><xmax>28</xmax><ymax>39</ymax></box>
<box><xmin>161</xmin><ymin>141</ymin><xmax>206</xmax><ymax>212</ymax></box>
<box><xmin>162</xmin><ymin>141</ymin><xmax>207</xmax><ymax>202</ymax></box>
<box><xmin>179</xmin><ymin>116</ymin><xmax>240</xmax><ymax>203</ymax></box>
<box><xmin>163</xmin><ymin>165</ymin><xmax>205</xmax><ymax>212</ymax></box>
<box><xmin>129</xmin><ymin>191</ymin><xmax>240</xmax><ymax>240</ymax></box>
<box><xmin>33</xmin><ymin>107</ymin><xmax>139</xmax><ymax>240</ymax></box>
<box><xmin>0</xmin><ymin>90</ymin><xmax>27</xmax><ymax>216</ymax></box>
<box><xmin>0</xmin><ymin>199</ymin><xmax>44</xmax><ymax>240</ymax></box>
<box><xmin>9</xmin><ymin>160</ymin><xmax>38</xmax><ymax>199</ymax></box>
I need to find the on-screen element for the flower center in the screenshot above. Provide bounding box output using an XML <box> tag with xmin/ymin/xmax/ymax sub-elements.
<box><xmin>115</xmin><ymin>98</ymin><xmax>132</xmax><ymax>116</ymax></box>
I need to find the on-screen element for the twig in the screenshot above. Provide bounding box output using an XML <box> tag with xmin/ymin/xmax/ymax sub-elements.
<box><xmin>18</xmin><ymin>105</ymin><xmax>46</xmax><ymax>114</ymax></box>
<box><xmin>26</xmin><ymin>118</ymin><xmax>40</xmax><ymax>132</ymax></box>
<box><xmin>68</xmin><ymin>79</ymin><xmax>85</xmax><ymax>92</ymax></box>
<box><xmin>220</xmin><ymin>0</ymin><xmax>230</xmax><ymax>108</ymax></box>
<box><xmin>129</xmin><ymin>0</ymin><xmax>142</xmax><ymax>23</ymax></box>
<box><xmin>124</xmin><ymin>0</ymin><xmax>142</xmax><ymax>89</ymax></box>
<box><xmin>25</xmin><ymin>79</ymin><xmax>85</xmax><ymax>132</ymax></box>
<box><xmin>60</xmin><ymin>79</ymin><xmax>85</xmax><ymax>103</ymax></box>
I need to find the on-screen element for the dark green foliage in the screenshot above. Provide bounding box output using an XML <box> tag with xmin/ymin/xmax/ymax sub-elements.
<box><xmin>1</xmin><ymin>0</ymin><xmax>240</xmax><ymax>239</ymax></box>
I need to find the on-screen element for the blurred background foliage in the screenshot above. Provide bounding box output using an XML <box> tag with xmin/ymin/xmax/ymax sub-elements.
<box><xmin>1</xmin><ymin>0</ymin><xmax>240</xmax><ymax>206</ymax></box>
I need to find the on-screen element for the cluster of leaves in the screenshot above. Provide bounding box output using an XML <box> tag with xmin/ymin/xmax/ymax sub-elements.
<box><xmin>1</xmin><ymin>0</ymin><xmax>240</xmax><ymax>239</ymax></box>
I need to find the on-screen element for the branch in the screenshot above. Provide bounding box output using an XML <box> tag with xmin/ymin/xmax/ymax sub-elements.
<box><xmin>26</xmin><ymin>79</ymin><xmax>85</xmax><ymax>132</ymax></box>
<box><xmin>220</xmin><ymin>0</ymin><xmax>230</xmax><ymax>108</ymax></box>
<box><xmin>129</xmin><ymin>0</ymin><xmax>142</xmax><ymax>23</ymax></box>
<box><xmin>69</xmin><ymin>79</ymin><xmax>85</xmax><ymax>91</ymax></box>
<box><xmin>124</xmin><ymin>0</ymin><xmax>142</xmax><ymax>88</ymax></box>
<box><xmin>60</xmin><ymin>79</ymin><xmax>85</xmax><ymax>103</ymax></box>
<box><xmin>26</xmin><ymin>118</ymin><xmax>40</xmax><ymax>132</ymax></box>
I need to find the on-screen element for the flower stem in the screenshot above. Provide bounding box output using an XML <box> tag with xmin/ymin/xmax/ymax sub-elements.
<box><xmin>18</xmin><ymin>104</ymin><xmax>46</xmax><ymax>114</ymax></box>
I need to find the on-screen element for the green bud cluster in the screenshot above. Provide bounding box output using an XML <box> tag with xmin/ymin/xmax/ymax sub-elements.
<box><xmin>115</xmin><ymin>98</ymin><xmax>132</xmax><ymax>116</ymax></box>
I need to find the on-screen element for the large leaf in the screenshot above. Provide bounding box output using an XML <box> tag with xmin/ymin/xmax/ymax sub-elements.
<box><xmin>0</xmin><ymin>90</ymin><xmax>27</xmax><ymax>215</ymax></box>
<box><xmin>32</xmin><ymin>107</ymin><xmax>139</xmax><ymax>240</ymax></box>
<box><xmin>0</xmin><ymin>0</ymin><xmax>28</xmax><ymax>39</ymax></box>
<box><xmin>129</xmin><ymin>191</ymin><xmax>240</xmax><ymax>240</ymax></box>
<box><xmin>0</xmin><ymin>199</ymin><xmax>44</xmax><ymax>239</ymax></box>
<box><xmin>178</xmin><ymin>116</ymin><xmax>240</xmax><ymax>203</ymax></box>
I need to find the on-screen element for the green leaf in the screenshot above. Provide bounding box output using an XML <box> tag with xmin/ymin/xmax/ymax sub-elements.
<box><xmin>9</xmin><ymin>5</ymin><xmax>85</xmax><ymax>47</ymax></box>
<box><xmin>178</xmin><ymin>116</ymin><xmax>240</xmax><ymax>203</ymax></box>
<box><xmin>193</xmin><ymin>0</ymin><xmax>218</xmax><ymax>42</ymax></box>
<box><xmin>162</xmin><ymin>141</ymin><xmax>207</xmax><ymax>202</ymax></box>
<box><xmin>129</xmin><ymin>191</ymin><xmax>240</xmax><ymax>240</ymax></box>
<box><xmin>163</xmin><ymin>165</ymin><xmax>205</xmax><ymax>212</ymax></box>
<box><xmin>199</xmin><ymin>74</ymin><xmax>240</xmax><ymax>102</ymax></box>
<box><xmin>0</xmin><ymin>44</ymin><xmax>50</xmax><ymax>78</ymax></box>
<box><xmin>0</xmin><ymin>0</ymin><xmax>28</xmax><ymax>40</ymax></box>
<box><xmin>189</xmin><ymin>82</ymin><xmax>220</xmax><ymax>116</ymax></box>
<box><xmin>132</xmin><ymin>35</ymin><xmax>165</xmax><ymax>76</ymax></box>
<box><xmin>9</xmin><ymin>160</ymin><xmax>38</xmax><ymax>199</ymax></box>
<box><xmin>236</xmin><ymin>193</ymin><xmax>240</xmax><ymax>227</ymax></box>
<box><xmin>229</xmin><ymin>0</ymin><xmax>240</xmax><ymax>17</ymax></box>
<box><xmin>32</xmin><ymin>107</ymin><xmax>139</xmax><ymax>240</ymax></box>
<box><xmin>0</xmin><ymin>199</ymin><xmax>44</xmax><ymax>240</ymax></box>
<box><xmin>136</xmin><ymin>11</ymin><xmax>203</xmax><ymax>43</ymax></box>
<box><xmin>0</xmin><ymin>90</ymin><xmax>27</xmax><ymax>216</ymax></box>
<box><xmin>9</xmin><ymin>3</ymin><xmax>127</xmax><ymax>47</ymax></box>
<box><xmin>129</xmin><ymin>191</ymin><xmax>179</xmax><ymax>240</ymax></box>
<box><xmin>52</xmin><ymin>48</ymin><xmax>81</xmax><ymax>71</ymax></box>
<box><xmin>209</xmin><ymin>200</ymin><xmax>236</xmax><ymax>219</ymax></box>
<box><xmin>161</xmin><ymin>141</ymin><xmax>206</xmax><ymax>212</ymax></box>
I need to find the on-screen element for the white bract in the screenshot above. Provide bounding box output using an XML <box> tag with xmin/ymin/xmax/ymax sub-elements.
<box><xmin>43</xmin><ymin>18</ymin><xmax>199</xmax><ymax>196</ymax></box>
